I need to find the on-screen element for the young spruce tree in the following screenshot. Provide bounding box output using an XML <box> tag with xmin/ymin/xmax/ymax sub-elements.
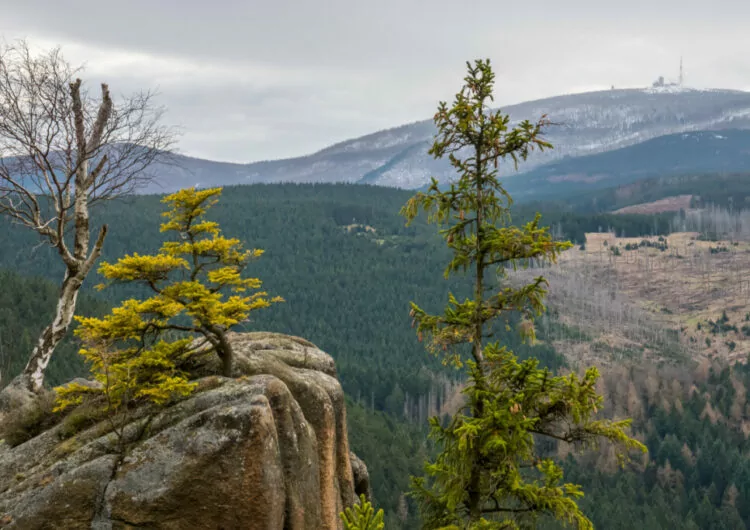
<box><xmin>56</xmin><ymin>187</ymin><xmax>282</xmax><ymax>420</ymax></box>
<box><xmin>340</xmin><ymin>494</ymin><xmax>386</xmax><ymax>530</ymax></box>
<box><xmin>402</xmin><ymin>60</ymin><xmax>645</xmax><ymax>529</ymax></box>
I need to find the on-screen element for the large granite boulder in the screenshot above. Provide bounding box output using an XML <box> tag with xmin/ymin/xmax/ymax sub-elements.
<box><xmin>0</xmin><ymin>332</ymin><xmax>370</xmax><ymax>530</ymax></box>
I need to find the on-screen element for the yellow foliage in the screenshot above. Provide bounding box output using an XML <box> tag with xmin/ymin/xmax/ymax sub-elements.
<box><xmin>56</xmin><ymin>186</ymin><xmax>281</xmax><ymax>419</ymax></box>
<box><xmin>159</xmin><ymin>187</ymin><xmax>222</xmax><ymax>232</ymax></box>
<box><xmin>97</xmin><ymin>254</ymin><xmax>188</xmax><ymax>287</ymax></box>
<box><xmin>55</xmin><ymin>338</ymin><xmax>196</xmax><ymax>415</ymax></box>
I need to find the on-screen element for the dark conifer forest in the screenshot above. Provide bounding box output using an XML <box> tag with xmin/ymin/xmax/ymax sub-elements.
<box><xmin>4</xmin><ymin>181</ymin><xmax>750</xmax><ymax>528</ymax></box>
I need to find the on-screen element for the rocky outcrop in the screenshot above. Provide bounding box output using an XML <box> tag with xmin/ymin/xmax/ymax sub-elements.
<box><xmin>0</xmin><ymin>378</ymin><xmax>36</xmax><ymax>425</ymax></box>
<box><xmin>0</xmin><ymin>332</ymin><xmax>370</xmax><ymax>530</ymax></box>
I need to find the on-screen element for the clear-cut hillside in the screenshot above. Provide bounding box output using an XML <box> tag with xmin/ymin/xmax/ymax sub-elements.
<box><xmin>141</xmin><ymin>87</ymin><xmax>750</xmax><ymax>192</ymax></box>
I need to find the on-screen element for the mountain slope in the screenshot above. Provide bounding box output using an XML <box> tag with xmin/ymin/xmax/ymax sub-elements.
<box><xmin>138</xmin><ymin>87</ymin><xmax>750</xmax><ymax>193</ymax></box>
<box><xmin>504</xmin><ymin>129</ymin><xmax>750</xmax><ymax>201</ymax></box>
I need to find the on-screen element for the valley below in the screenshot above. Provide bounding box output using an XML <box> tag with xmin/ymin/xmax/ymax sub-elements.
<box><xmin>3</xmin><ymin>183</ymin><xmax>750</xmax><ymax>529</ymax></box>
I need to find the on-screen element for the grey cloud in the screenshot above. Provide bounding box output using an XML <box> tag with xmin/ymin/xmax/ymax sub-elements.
<box><xmin>2</xmin><ymin>0</ymin><xmax>750</xmax><ymax>161</ymax></box>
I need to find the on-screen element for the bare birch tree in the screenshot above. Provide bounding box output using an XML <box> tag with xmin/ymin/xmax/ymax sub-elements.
<box><xmin>0</xmin><ymin>41</ymin><xmax>175</xmax><ymax>393</ymax></box>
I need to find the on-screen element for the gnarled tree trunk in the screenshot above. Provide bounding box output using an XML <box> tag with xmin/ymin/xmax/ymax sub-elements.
<box><xmin>0</xmin><ymin>41</ymin><xmax>174</xmax><ymax>395</ymax></box>
<box><xmin>23</xmin><ymin>271</ymin><xmax>83</xmax><ymax>392</ymax></box>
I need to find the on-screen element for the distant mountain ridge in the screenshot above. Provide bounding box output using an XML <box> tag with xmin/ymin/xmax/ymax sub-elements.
<box><xmin>504</xmin><ymin>129</ymin><xmax>750</xmax><ymax>201</ymax></box>
<box><xmin>133</xmin><ymin>87</ymin><xmax>750</xmax><ymax>193</ymax></box>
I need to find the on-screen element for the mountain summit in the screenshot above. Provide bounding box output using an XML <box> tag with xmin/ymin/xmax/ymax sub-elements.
<box><xmin>144</xmin><ymin>87</ymin><xmax>750</xmax><ymax>193</ymax></box>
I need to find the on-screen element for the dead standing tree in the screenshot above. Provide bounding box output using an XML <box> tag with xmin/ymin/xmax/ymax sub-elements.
<box><xmin>0</xmin><ymin>41</ymin><xmax>175</xmax><ymax>394</ymax></box>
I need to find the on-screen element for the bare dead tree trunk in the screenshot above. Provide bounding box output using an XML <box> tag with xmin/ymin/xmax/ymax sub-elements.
<box><xmin>0</xmin><ymin>41</ymin><xmax>175</xmax><ymax>394</ymax></box>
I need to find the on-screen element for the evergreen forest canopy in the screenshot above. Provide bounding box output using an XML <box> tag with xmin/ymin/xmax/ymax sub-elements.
<box><xmin>505</xmin><ymin>129</ymin><xmax>750</xmax><ymax>203</ymax></box>
<box><xmin>4</xmin><ymin>173</ymin><xmax>750</xmax><ymax>527</ymax></box>
<box><xmin>6</xmin><ymin>261</ymin><xmax>750</xmax><ymax>529</ymax></box>
<box><xmin>4</xmin><ymin>177</ymin><xmax>750</xmax><ymax>528</ymax></box>
<box><xmin>535</xmin><ymin>172</ymin><xmax>750</xmax><ymax>215</ymax></box>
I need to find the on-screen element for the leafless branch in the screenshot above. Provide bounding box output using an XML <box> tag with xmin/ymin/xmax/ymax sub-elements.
<box><xmin>0</xmin><ymin>39</ymin><xmax>178</xmax><ymax>393</ymax></box>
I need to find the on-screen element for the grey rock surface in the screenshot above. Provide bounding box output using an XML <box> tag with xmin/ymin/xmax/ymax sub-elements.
<box><xmin>0</xmin><ymin>332</ymin><xmax>367</xmax><ymax>530</ymax></box>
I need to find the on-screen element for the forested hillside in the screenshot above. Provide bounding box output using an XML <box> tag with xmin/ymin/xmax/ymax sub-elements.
<box><xmin>1</xmin><ymin>183</ymin><xmax>628</xmax><ymax>405</ymax></box>
<box><xmin>506</xmin><ymin>131</ymin><xmax>750</xmax><ymax>202</ymax></box>
<box><xmin>535</xmin><ymin>172</ymin><xmax>750</xmax><ymax>215</ymax></box>
<box><xmin>528</xmin><ymin>358</ymin><xmax>750</xmax><ymax>529</ymax></box>
<box><xmin>5</xmin><ymin>182</ymin><xmax>750</xmax><ymax>528</ymax></box>
<box><xmin>0</xmin><ymin>270</ymin><xmax>108</xmax><ymax>387</ymax></box>
<box><xmin>0</xmin><ymin>183</ymin><xmax>680</xmax><ymax>412</ymax></box>
<box><xmin>0</xmin><ymin>183</ymin><xmax>563</xmax><ymax>527</ymax></box>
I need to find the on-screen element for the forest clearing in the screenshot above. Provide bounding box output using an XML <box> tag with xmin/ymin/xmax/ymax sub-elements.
<box><xmin>526</xmin><ymin>230</ymin><xmax>750</xmax><ymax>366</ymax></box>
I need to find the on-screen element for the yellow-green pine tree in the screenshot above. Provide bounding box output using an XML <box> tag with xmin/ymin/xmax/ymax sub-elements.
<box><xmin>56</xmin><ymin>187</ymin><xmax>281</xmax><ymax>416</ymax></box>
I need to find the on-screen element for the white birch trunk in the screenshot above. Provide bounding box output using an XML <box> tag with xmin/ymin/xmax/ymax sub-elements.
<box><xmin>22</xmin><ymin>271</ymin><xmax>82</xmax><ymax>392</ymax></box>
<box><xmin>0</xmin><ymin>45</ymin><xmax>170</xmax><ymax>397</ymax></box>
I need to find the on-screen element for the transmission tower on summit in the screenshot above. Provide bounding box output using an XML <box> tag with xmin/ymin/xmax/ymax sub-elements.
<box><xmin>652</xmin><ymin>57</ymin><xmax>685</xmax><ymax>88</ymax></box>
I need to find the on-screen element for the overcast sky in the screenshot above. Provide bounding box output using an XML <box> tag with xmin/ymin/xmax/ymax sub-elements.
<box><xmin>3</xmin><ymin>0</ymin><xmax>750</xmax><ymax>163</ymax></box>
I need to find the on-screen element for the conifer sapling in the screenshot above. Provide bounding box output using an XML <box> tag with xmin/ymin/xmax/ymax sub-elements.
<box><xmin>402</xmin><ymin>59</ymin><xmax>646</xmax><ymax>530</ymax></box>
<box><xmin>56</xmin><ymin>187</ymin><xmax>282</xmax><ymax>419</ymax></box>
<box><xmin>340</xmin><ymin>495</ymin><xmax>386</xmax><ymax>530</ymax></box>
